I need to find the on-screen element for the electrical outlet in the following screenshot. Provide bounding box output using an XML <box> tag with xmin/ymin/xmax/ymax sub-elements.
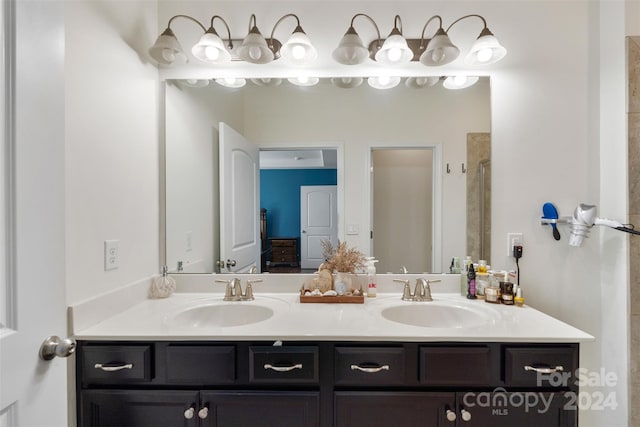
<box><xmin>507</xmin><ymin>233</ymin><xmax>523</xmax><ymax>256</ymax></box>
<box><xmin>104</xmin><ymin>239</ymin><xmax>119</xmax><ymax>271</ymax></box>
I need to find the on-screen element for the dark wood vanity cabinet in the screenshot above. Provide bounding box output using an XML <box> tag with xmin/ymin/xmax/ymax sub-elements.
<box><xmin>76</xmin><ymin>341</ymin><xmax>579</xmax><ymax>427</ymax></box>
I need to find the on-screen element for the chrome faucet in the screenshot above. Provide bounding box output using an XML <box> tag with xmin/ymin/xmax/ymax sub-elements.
<box><xmin>413</xmin><ymin>278</ymin><xmax>432</xmax><ymax>301</ymax></box>
<box><xmin>393</xmin><ymin>279</ymin><xmax>413</xmax><ymax>301</ymax></box>
<box><xmin>400</xmin><ymin>265</ymin><xmax>408</xmax><ymax>274</ymax></box>
<box><xmin>393</xmin><ymin>278</ymin><xmax>440</xmax><ymax>301</ymax></box>
<box><xmin>215</xmin><ymin>278</ymin><xmax>262</xmax><ymax>301</ymax></box>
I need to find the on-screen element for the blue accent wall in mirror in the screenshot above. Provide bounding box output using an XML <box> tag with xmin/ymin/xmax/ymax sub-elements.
<box><xmin>260</xmin><ymin>169</ymin><xmax>337</xmax><ymax>237</ymax></box>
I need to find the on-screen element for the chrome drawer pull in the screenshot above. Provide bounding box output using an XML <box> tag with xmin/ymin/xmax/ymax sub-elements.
<box><xmin>350</xmin><ymin>364</ymin><xmax>390</xmax><ymax>373</ymax></box>
<box><xmin>263</xmin><ymin>363</ymin><xmax>303</xmax><ymax>372</ymax></box>
<box><xmin>524</xmin><ymin>364</ymin><xmax>564</xmax><ymax>374</ymax></box>
<box><xmin>94</xmin><ymin>363</ymin><xmax>134</xmax><ymax>372</ymax></box>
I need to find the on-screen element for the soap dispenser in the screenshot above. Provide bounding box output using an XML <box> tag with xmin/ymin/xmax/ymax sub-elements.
<box><xmin>365</xmin><ymin>257</ymin><xmax>378</xmax><ymax>297</ymax></box>
<box><xmin>150</xmin><ymin>265</ymin><xmax>176</xmax><ymax>298</ymax></box>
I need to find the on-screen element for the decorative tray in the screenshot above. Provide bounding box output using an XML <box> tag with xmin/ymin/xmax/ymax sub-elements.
<box><xmin>298</xmin><ymin>287</ymin><xmax>365</xmax><ymax>304</ymax></box>
<box><xmin>299</xmin><ymin>294</ymin><xmax>365</xmax><ymax>304</ymax></box>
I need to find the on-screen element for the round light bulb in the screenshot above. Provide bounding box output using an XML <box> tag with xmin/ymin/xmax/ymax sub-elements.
<box><xmin>186</xmin><ymin>79</ymin><xmax>198</xmax><ymax>85</ymax></box>
<box><xmin>297</xmin><ymin>76</ymin><xmax>309</xmax><ymax>84</ymax></box>
<box><xmin>204</xmin><ymin>46</ymin><xmax>220</xmax><ymax>61</ymax></box>
<box><xmin>387</xmin><ymin>47</ymin><xmax>402</xmax><ymax>63</ymax></box>
<box><xmin>291</xmin><ymin>45</ymin><xmax>306</xmax><ymax>60</ymax></box>
<box><xmin>224</xmin><ymin>77</ymin><xmax>237</xmax><ymax>85</ymax></box>
<box><xmin>378</xmin><ymin>75</ymin><xmax>390</xmax><ymax>85</ymax></box>
<box><xmin>161</xmin><ymin>48</ymin><xmax>176</xmax><ymax>63</ymax></box>
<box><xmin>249</xmin><ymin>46</ymin><xmax>262</xmax><ymax>61</ymax></box>
<box><xmin>431</xmin><ymin>47</ymin><xmax>445</xmax><ymax>63</ymax></box>
<box><xmin>454</xmin><ymin>75</ymin><xmax>467</xmax><ymax>86</ymax></box>
<box><xmin>476</xmin><ymin>48</ymin><xmax>493</xmax><ymax>63</ymax></box>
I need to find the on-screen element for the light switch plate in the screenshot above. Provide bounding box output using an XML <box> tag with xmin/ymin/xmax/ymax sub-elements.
<box><xmin>347</xmin><ymin>224</ymin><xmax>359</xmax><ymax>235</ymax></box>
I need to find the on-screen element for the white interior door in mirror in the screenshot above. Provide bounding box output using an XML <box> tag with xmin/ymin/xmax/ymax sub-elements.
<box><xmin>300</xmin><ymin>185</ymin><xmax>338</xmax><ymax>269</ymax></box>
<box><xmin>219</xmin><ymin>123</ymin><xmax>260</xmax><ymax>273</ymax></box>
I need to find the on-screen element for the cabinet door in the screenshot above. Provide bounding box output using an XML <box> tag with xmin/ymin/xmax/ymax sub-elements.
<box><xmin>457</xmin><ymin>391</ymin><xmax>576</xmax><ymax>427</ymax></box>
<box><xmin>200</xmin><ymin>391</ymin><xmax>319</xmax><ymax>427</ymax></box>
<box><xmin>334</xmin><ymin>391</ymin><xmax>456</xmax><ymax>427</ymax></box>
<box><xmin>80</xmin><ymin>390</ymin><xmax>198</xmax><ymax>427</ymax></box>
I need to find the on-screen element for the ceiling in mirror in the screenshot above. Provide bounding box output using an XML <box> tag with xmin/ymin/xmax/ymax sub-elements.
<box><xmin>261</xmin><ymin>149</ymin><xmax>337</xmax><ymax>169</ymax></box>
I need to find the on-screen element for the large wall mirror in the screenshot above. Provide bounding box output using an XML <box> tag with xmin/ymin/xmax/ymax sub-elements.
<box><xmin>164</xmin><ymin>76</ymin><xmax>491</xmax><ymax>274</ymax></box>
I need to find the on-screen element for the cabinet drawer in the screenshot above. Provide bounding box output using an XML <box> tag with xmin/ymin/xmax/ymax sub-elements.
<box><xmin>81</xmin><ymin>345</ymin><xmax>152</xmax><ymax>384</ymax></box>
<box><xmin>249</xmin><ymin>346</ymin><xmax>318</xmax><ymax>383</ymax></box>
<box><xmin>504</xmin><ymin>346</ymin><xmax>578</xmax><ymax>387</ymax></box>
<box><xmin>271</xmin><ymin>239</ymin><xmax>296</xmax><ymax>248</ymax></box>
<box><xmin>334</xmin><ymin>347</ymin><xmax>405</xmax><ymax>385</ymax></box>
<box><xmin>419</xmin><ymin>345</ymin><xmax>492</xmax><ymax>386</ymax></box>
<box><xmin>165</xmin><ymin>344</ymin><xmax>235</xmax><ymax>384</ymax></box>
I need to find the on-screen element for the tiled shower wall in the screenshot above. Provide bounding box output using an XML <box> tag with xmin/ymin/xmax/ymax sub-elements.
<box><xmin>629</xmin><ymin>36</ymin><xmax>640</xmax><ymax>427</ymax></box>
<box><xmin>466</xmin><ymin>133</ymin><xmax>491</xmax><ymax>264</ymax></box>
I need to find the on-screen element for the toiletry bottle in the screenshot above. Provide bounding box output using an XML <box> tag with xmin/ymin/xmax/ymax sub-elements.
<box><xmin>461</xmin><ymin>256</ymin><xmax>472</xmax><ymax>296</ymax></box>
<box><xmin>478</xmin><ymin>260</ymin><xmax>487</xmax><ymax>274</ymax></box>
<box><xmin>467</xmin><ymin>263</ymin><xmax>477</xmax><ymax>299</ymax></box>
<box><xmin>514</xmin><ymin>287</ymin><xmax>525</xmax><ymax>307</ymax></box>
<box><xmin>365</xmin><ymin>257</ymin><xmax>378</xmax><ymax>297</ymax></box>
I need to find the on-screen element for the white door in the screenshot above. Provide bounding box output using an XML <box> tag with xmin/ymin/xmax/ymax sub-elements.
<box><xmin>300</xmin><ymin>186</ymin><xmax>338</xmax><ymax>269</ymax></box>
<box><xmin>219</xmin><ymin>123</ymin><xmax>260</xmax><ymax>273</ymax></box>
<box><xmin>0</xmin><ymin>1</ymin><xmax>69</xmax><ymax>425</ymax></box>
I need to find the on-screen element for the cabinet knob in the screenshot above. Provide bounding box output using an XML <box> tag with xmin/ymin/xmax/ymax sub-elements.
<box><xmin>461</xmin><ymin>409</ymin><xmax>472</xmax><ymax>422</ymax></box>
<box><xmin>198</xmin><ymin>406</ymin><xmax>209</xmax><ymax>419</ymax></box>
<box><xmin>445</xmin><ymin>409</ymin><xmax>457</xmax><ymax>422</ymax></box>
<box><xmin>184</xmin><ymin>406</ymin><xmax>195</xmax><ymax>419</ymax></box>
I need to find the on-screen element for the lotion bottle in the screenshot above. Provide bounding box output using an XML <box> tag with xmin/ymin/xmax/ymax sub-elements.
<box><xmin>365</xmin><ymin>257</ymin><xmax>378</xmax><ymax>297</ymax></box>
<box><xmin>460</xmin><ymin>256</ymin><xmax>472</xmax><ymax>296</ymax></box>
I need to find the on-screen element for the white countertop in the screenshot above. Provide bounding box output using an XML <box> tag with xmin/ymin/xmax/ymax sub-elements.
<box><xmin>72</xmin><ymin>290</ymin><xmax>594</xmax><ymax>343</ymax></box>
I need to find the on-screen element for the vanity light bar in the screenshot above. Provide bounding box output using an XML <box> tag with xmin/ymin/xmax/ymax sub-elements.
<box><xmin>149</xmin><ymin>13</ymin><xmax>506</xmax><ymax>68</ymax></box>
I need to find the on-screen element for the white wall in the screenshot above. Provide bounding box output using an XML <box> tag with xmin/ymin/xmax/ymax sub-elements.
<box><xmin>165</xmin><ymin>82</ymin><xmax>244</xmax><ymax>273</ymax></box>
<box><xmin>65</xmin><ymin>0</ymin><xmax>160</xmax><ymax>305</ymax></box>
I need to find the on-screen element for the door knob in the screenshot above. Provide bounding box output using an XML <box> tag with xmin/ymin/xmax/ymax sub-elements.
<box><xmin>39</xmin><ymin>335</ymin><xmax>77</xmax><ymax>360</ymax></box>
<box><xmin>226</xmin><ymin>259</ymin><xmax>237</xmax><ymax>267</ymax></box>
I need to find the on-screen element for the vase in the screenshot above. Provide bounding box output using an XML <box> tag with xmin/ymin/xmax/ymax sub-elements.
<box><xmin>334</xmin><ymin>272</ymin><xmax>354</xmax><ymax>296</ymax></box>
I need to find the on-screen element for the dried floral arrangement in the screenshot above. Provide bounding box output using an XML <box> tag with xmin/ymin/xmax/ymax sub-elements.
<box><xmin>320</xmin><ymin>240</ymin><xmax>366</xmax><ymax>273</ymax></box>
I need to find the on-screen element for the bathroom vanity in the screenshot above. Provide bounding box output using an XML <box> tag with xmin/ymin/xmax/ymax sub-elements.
<box><xmin>76</xmin><ymin>340</ymin><xmax>579</xmax><ymax>427</ymax></box>
<box><xmin>71</xmin><ymin>276</ymin><xmax>592</xmax><ymax>427</ymax></box>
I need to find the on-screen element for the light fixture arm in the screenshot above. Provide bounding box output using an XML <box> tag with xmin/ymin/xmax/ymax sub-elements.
<box><xmin>269</xmin><ymin>13</ymin><xmax>301</xmax><ymax>41</ymax></box>
<box><xmin>349</xmin><ymin>13</ymin><xmax>382</xmax><ymax>50</ymax></box>
<box><xmin>166</xmin><ymin>14</ymin><xmax>207</xmax><ymax>32</ymax></box>
<box><xmin>208</xmin><ymin>15</ymin><xmax>233</xmax><ymax>50</ymax></box>
<box><xmin>446</xmin><ymin>14</ymin><xmax>488</xmax><ymax>33</ymax></box>
<box><xmin>387</xmin><ymin>14</ymin><xmax>405</xmax><ymax>38</ymax></box>
<box><xmin>268</xmin><ymin>13</ymin><xmax>302</xmax><ymax>52</ymax></box>
<box><xmin>247</xmin><ymin>13</ymin><xmax>259</xmax><ymax>32</ymax></box>
<box><xmin>419</xmin><ymin>15</ymin><xmax>443</xmax><ymax>49</ymax></box>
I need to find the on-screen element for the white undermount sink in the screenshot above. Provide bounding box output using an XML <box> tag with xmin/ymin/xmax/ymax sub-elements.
<box><xmin>381</xmin><ymin>301</ymin><xmax>498</xmax><ymax>329</ymax></box>
<box><xmin>172</xmin><ymin>303</ymin><xmax>274</xmax><ymax>328</ymax></box>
